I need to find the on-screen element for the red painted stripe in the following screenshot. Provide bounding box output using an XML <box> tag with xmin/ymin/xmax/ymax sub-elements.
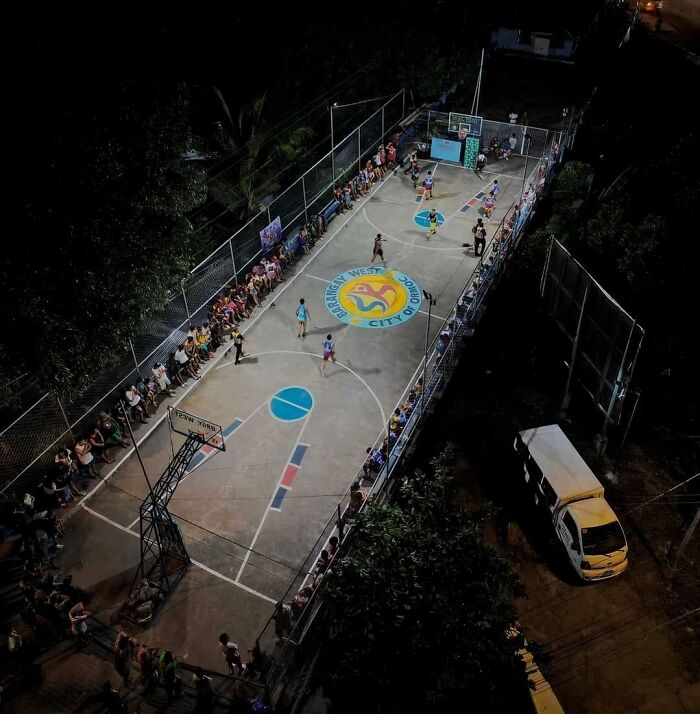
<box><xmin>467</xmin><ymin>198</ymin><xmax>478</xmax><ymax>205</ymax></box>
<box><xmin>281</xmin><ymin>464</ymin><xmax>299</xmax><ymax>487</ymax></box>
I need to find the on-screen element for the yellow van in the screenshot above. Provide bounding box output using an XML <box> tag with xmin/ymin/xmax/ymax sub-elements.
<box><xmin>514</xmin><ymin>425</ymin><xmax>628</xmax><ymax>581</ymax></box>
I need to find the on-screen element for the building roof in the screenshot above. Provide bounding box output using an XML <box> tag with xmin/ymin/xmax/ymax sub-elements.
<box><xmin>519</xmin><ymin>424</ymin><xmax>604</xmax><ymax>501</ymax></box>
<box><xmin>568</xmin><ymin>497</ymin><xmax>618</xmax><ymax>528</ymax></box>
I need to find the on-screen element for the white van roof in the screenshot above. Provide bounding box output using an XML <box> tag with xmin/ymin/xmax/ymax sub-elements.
<box><xmin>518</xmin><ymin>425</ymin><xmax>603</xmax><ymax>500</ymax></box>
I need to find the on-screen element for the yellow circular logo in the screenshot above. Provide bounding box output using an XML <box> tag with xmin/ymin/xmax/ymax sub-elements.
<box><xmin>325</xmin><ymin>267</ymin><xmax>422</xmax><ymax>329</ymax></box>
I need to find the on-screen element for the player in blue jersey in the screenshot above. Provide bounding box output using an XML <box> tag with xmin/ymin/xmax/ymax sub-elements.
<box><xmin>296</xmin><ymin>299</ymin><xmax>309</xmax><ymax>338</ymax></box>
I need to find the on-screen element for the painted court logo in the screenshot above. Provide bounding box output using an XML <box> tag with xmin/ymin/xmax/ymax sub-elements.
<box><xmin>324</xmin><ymin>267</ymin><xmax>422</xmax><ymax>329</ymax></box>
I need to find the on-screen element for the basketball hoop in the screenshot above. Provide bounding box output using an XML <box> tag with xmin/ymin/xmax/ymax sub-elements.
<box><xmin>167</xmin><ymin>407</ymin><xmax>225</xmax><ymax>452</ymax></box>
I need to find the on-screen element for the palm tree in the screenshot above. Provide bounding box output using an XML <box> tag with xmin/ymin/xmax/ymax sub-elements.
<box><xmin>212</xmin><ymin>88</ymin><xmax>314</xmax><ymax>215</ymax></box>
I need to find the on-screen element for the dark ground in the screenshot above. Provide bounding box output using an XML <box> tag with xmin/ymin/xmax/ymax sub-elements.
<box><xmin>407</xmin><ymin>241</ymin><xmax>699</xmax><ymax>712</ymax></box>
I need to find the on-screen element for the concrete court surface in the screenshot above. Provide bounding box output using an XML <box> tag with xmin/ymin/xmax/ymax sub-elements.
<box><xmin>60</xmin><ymin>157</ymin><xmax>527</xmax><ymax>670</ymax></box>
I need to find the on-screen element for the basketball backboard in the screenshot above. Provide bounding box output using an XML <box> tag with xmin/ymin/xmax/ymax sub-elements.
<box><xmin>168</xmin><ymin>407</ymin><xmax>225</xmax><ymax>451</ymax></box>
<box><xmin>448</xmin><ymin>112</ymin><xmax>483</xmax><ymax>137</ymax></box>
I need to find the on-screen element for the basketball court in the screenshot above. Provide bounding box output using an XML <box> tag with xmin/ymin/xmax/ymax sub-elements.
<box><xmin>64</xmin><ymin>154</ymin><xmax>530</xmax><ymax>669</ymax></box>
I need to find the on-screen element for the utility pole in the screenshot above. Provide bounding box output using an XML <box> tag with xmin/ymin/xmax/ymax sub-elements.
<box><xmin>560</xmin><ymin>282</ymin><xmax>589</xmax><ymax>418</ymax></box>
<box><xmin>671</xmin><ymin>504</ymin><xmax>700</xmax><ymax>572</ymax></box>
<box><xmin>471</xmin><ymin>48</ymin><xmax>485</xmax><ymax>116</ymax></box>
<box><xmin>421</xmin><ymin>290</ymin><xmax>436</xmax><ymax>419</ymax></box>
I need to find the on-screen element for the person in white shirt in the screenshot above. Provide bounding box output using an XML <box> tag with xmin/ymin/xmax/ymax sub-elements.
<box><xmin>152</xmin><ymin>363</ymin><xmax>176</xmax><ymax>396</ymax></box>
<box><xmin>175</xmin><ymin>344</ymin><xmax>200</xmax><ymax>380</ymax></box>
<box><xmin>508</xmin><ymin>110</ymin><xmax>518</xmax><ymax>124</ymax></box>
<box><xmin>126</xmin><ymin>385</ymin><xmax>149</xmax><ymax>423</ymax></box>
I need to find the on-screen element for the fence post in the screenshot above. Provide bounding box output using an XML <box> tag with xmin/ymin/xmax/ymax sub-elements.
<box><xmin>337</xmin><ymin>504</ymin><xmax>344</xmax><ymax>540</ymax></box>
<box><xmin>302</xmin><ymin>176</ymin><xmax>309</xmax><ymax>225</ymax></box>
<box><xmin>357</xmin><ymin>129</ymin><xmax>362</xmax><ymax>174</ymax></box>
<box><xmin>228</xmin><ymin>238</ymin><xmax>238</xmax><ymax>287</ymax></box>
<box><xmin>402</xmin><ymin>88</ymin><xmax>406</xmax><ymax>119</ymax></box>
<box><xmin>381</xmin><ymin>107</ymin><xmax>385</xmax><ymax>142</ymax></box>
<box><xmin>128</xmin><ymin>337</ymin><xmax>139</xmax><ymax>372</ymax></box>
<box><xmin>56</xmin><ymin>393</ymin><xmax>75</xmax><ymax>442</ymax></box>
<box><xmin>267</xmin><ymin>205</ymin><xmax>271</xmax><ymax>224</ymax></box>
<box><xmin>182</xmin><ymin>280</ymin><xmax>191</xmax><ymax>319</ymax></box>
<box><xmin>427</xmin><ymin>111</ymin><xmax>431</xmax><ymax>138</ymax></box>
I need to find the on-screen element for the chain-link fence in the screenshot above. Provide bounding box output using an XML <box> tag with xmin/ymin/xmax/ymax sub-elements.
<box><xmin>412</xmin><ymin>109</ymin><xmax>555</xmax><ymax>160</ymax></box>
<box><xmin>255</xmin><ymin>130</ymin><xmax>567</xmax><ymax>698</ymax></box>
<box><xmin>0</xmin><ymin>91</ymin><xmax>408</xmax><ymax>500</ymax></box>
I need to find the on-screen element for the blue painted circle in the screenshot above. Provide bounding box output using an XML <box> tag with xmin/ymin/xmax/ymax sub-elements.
<box><xmin>414</xmin><ymin>210</ymin><xmax>445</xmax><ymax>228</ymax></box>
<box><xmin>269</xmin><ymin>386</ymin><xmax>314</xmax><ymax>422</ymax></box>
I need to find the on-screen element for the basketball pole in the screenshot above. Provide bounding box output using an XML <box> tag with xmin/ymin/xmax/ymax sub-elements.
<box><xmin>471</xmin><ymin>48</ymin><xmax>484</xmax><ymax>116</ymax></box>
<box><xmin>119</xmin><ymin>399</ymin><xmax>158</xmax><ymax>508</ymax></box>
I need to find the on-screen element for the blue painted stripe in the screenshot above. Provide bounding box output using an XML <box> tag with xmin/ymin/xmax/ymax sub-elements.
<box><xmin>290</xmin><ymin>443</ymin><xmax>309</xmax><ymax>467</ymax></box>
<box><xmin>415</xmin><ymin>195</ymin><xmax>422</xmax><ymax>203</ymax></box>
<box><xmin>460</xmin><ymin>205</ymin><xmax>470</xmax><ymax>213</ymax></box>
<box><xmin>476</xmin><ymin>191</ymin><xmax>485</xmax><ymax>198</ymax></box>
<box><xmin>224</xmin><ymin>418</ymin><xmax>243</xmax><ymax>437</ymax></box>
<box><xmin>187</xmin><ymin>452</ymin><xmax>205</xmax><ymax>471</ymax></box>
<box><xmin>271</xmin><ymin>486</ymin><xmax>287</xmax><ymax>510</ymax></box>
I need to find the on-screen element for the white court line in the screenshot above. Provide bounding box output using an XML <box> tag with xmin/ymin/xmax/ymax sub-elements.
<box><xmin>362</xmin><ymin>207</ymin><xmax>467</xmax><ymax>252</ymax></box>
<box><xmin>81</xmin><ymin>502</ymin><xmax>277</xmax><ymax>604</ymax></box>
<box><xmin>419</xmin><ymin>309</ymin><xmax>446</xmax><ymax>320</ymax></box>
<box><xmin>411</xmin><ymin>161</ymin><xmax>439</xmax><ymax>221</ymax></box>
<box><xmin>270</xmin><ymin>395</ymin><xmax>312</xmax><ymax>413</ymax></box>
<box><xmin>192</xmin><ymin>558</ymin><xmax>276</xmax><ymax>604</ymax></box>
<box><xmin>433</xmin><ymin>159</ymin><xmax>525</xmax><ymax>181</ymax></box>
<box><xmin>218</xmin><ymin>350</ymin><xmax>386</xmax><ymax>427</ymax></box>
<box><xmin>235</xmin><ymin>416</ymin><xmax>312</xmax><ymax>582</ymax></box>
<box><xmin>224</xmin><ymin>170</ymin><xmax>400</xmax><ymax>340</ymax></box>
<box><xmin>69</xmin><ymin>173</ymin><xmax>395</xmax><ymax>520</ymax></box>
<box><xmin>219</xmin><ymin>349</ymin><xmax>386</xmax><ymax>583</ymax></box>
<box><xmin>436</xmin><ymin>173</ymin><xmax>506</xmax><ymax>238</ymax></box>
<box><xmin>123</xmin><ymin>400</ymin><xmax>270</xmax><ymax>531</ymax></box>
<box><xmin>305</xmin><ymin>273</ymin><xmax>330</xmax><ymax>284</ymax></box>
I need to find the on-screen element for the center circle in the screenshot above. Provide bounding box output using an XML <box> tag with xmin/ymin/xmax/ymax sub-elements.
<box><xmin>324</xmin><ymin>267</ymin><xmax>422</xmax><ymax>329</ymax></box>
<box><xmin>414</xmin><ymin>210</ymin><xmax>445</xmax><ymax>228</ymax></box>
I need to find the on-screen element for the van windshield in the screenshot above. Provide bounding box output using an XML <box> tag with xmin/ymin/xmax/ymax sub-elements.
<box><xmin>581</xmin><ymin>521</ymin><xmax>626</xmax><ymax>555</ymax></box>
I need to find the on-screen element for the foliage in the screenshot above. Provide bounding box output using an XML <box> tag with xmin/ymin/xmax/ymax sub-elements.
<box><xmin>212</xmin><ymin>90</ymin><xmax>315</xmax><ymax>216</ymax></box>
<box><xmin>5</xmin><ymin>76</ymin><xmax>207</xmax><ymax>399</ymax></box>
<box><xmin>322</xmin><ymin>447</ymin><xmax>528</xmax><ymax>713</ymax></box>
<box><xmin>551</xmin><ymin>160</ymin><xmax>592</xmax><ymax>200</ymax></box>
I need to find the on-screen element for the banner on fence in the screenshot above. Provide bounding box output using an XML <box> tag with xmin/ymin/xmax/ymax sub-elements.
<box><xmin>430</xmin><ymin>138</ymin><xmax>462</xmax><ymax>163</ymax></box>
<box><xmin>285</xmin><ymin>231</ymin><xmax>300</xmax><ymax>255</ymax></box>
<box><xmin>260</xmin><ymin>216</ymin><xmax>282</xmax><ymax>252</ymax></box>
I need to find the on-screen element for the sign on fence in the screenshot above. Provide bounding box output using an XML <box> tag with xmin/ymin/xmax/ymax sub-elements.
<box><xmin>463</xmin><ymin>137</ymin><xmax>480</xmax><ymax>169</ymax></box>
<box><xmin>430</xmin><ymin>138</ymin><xmax>462</xmax><ymax>163</ymax></box>
<box><xmin>260</xmin><ymin>216</ymin><xmax>282</xmax><ymax>253</ymax></box>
